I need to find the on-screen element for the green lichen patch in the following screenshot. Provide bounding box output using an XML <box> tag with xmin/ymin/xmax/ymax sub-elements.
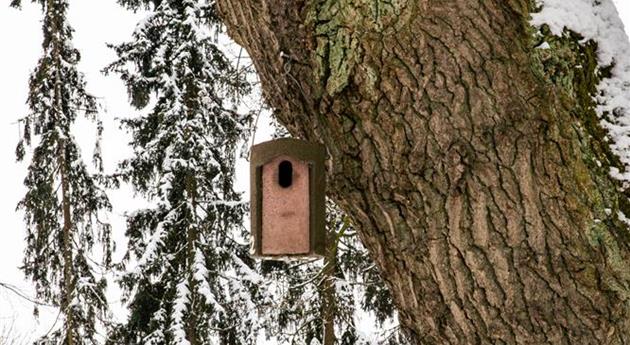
<box><xmin>307</xmin><ymin>0</ymin><xmax>406</xmax><ymax>97</ymax></box>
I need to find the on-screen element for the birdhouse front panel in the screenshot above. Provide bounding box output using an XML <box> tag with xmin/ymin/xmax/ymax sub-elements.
<box><xmin>261</xmin><ymin>155</ymin><xmax>310</xmax><ymax>255</ymax></box>
<box><xmin>250</xmin><ymin>138</ymin><xmax>326</xmax><ymax>258</ymax></box>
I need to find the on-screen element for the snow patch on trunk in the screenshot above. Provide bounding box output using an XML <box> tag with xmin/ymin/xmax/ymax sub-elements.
<box><xmin>532</xmin><ymin>0</ymin><xmax>630</xmax><ymax>182</ymax></box>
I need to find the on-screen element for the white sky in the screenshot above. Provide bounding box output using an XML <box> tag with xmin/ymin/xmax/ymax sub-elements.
<box><xmin>0</xmin><ymin>1</ymin><xmax>629</xmax><ymax>343</ymax></box>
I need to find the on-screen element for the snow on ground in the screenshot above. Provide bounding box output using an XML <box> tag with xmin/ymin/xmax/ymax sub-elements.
<box><xmin>532</xmin><ymin>0</ymin><xmax>630</xmax><ymax>183</ymax></box>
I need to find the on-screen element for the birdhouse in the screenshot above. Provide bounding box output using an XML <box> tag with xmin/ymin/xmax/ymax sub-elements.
<box><xmin>250</xmin><ymin>138</ymin><xmax>326</xmax><ymax>258</ymax></box>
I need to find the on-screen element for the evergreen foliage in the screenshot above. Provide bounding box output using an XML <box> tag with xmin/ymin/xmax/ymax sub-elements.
<box><xmin>104</xmin><ymin>0</ymin><xmax>259</xmax><ymax>343</ymax></box>
<box><xmin>12</xmin><ymin>0</ymin><xmax>113</xmax><ymax>344</ymax></box>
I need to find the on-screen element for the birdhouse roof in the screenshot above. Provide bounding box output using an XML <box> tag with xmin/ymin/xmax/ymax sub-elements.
<box><xmin>251</xmin><ymin>138</ymin><xmax>325</xmax><ymax>167</ymax></box>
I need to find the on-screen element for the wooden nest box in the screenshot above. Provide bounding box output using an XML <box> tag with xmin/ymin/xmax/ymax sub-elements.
<box><xmin>250</xmin><ymin>138</ymin><xmax>326</xmax><ymax>259</ymax></box>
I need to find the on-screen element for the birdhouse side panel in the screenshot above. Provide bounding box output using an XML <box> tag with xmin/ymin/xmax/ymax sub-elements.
<box><xmin>261</xmin><ymin>156</ymin><xmax>310</xmax><ymax>255</ymax></box>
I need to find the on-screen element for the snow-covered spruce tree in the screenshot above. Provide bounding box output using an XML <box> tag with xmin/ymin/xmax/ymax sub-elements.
<box><xmin>11</xmin><ymin>0</ymin><xmax>113</xmax><ymax>344</ymax></box>
<box><xmin>103</xmin><ymin>1</ymin><xmax>260</xmax><ymax>343</ymax></box>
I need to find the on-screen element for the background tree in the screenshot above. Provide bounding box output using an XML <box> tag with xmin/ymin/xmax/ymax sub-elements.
<box><xmin>103</xmin><ymin>0</ymin><xmax>259</xmax><ymax>343</ymax></box>
<box><xmin>216</xmin><ymin>0</ymin><xmax>630</xmax><ymax>343</ymax></box>
<box><xmin>11</xmin><ymin>0</ymin><xmax>113</xmax><ymax>344</ymax></box>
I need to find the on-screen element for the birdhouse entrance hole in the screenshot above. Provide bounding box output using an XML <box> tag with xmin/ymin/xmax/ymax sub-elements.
<box><xmin>278</xmin><ymin>160</ymin><xmax>293</xmax><ymax>188</ymax></box>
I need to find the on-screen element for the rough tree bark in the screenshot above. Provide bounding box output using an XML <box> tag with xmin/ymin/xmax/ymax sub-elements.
<box><xmin>217</xmin><ymin>0</ymin><xmax>630</xmax><ymax>343</ymax></box>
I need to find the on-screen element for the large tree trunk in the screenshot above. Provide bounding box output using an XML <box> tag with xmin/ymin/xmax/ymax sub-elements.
<box><xmin>217</xmin><ymin>0</ymin><xmax>630</xmax><ymax>343</ymax></box>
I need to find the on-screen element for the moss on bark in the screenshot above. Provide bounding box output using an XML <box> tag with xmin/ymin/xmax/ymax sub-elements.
<box><xmin>529</xmin><ymin>24</ymin><xmax>630</xmax><ymax>294</ymax></box>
